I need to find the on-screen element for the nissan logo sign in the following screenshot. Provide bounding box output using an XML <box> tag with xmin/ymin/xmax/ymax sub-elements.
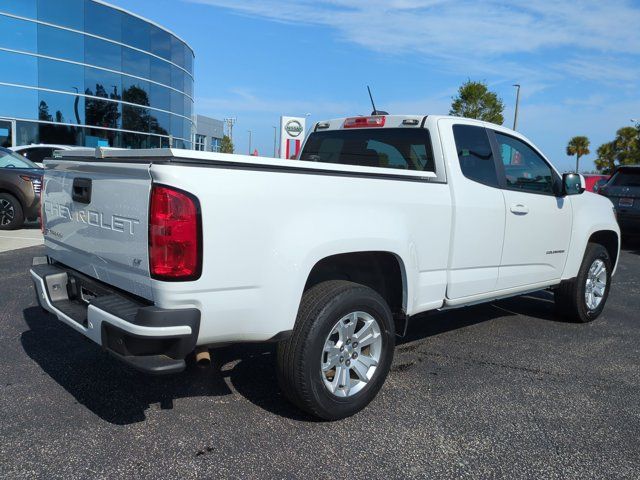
<box><xmin>285</xmin><ymin>120</ymin><xmax>303</xmax><ymax>137</ymax></box>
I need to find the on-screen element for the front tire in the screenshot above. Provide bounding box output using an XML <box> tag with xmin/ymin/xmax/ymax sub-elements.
<box><xmin>277</xmin><ymin>280</ymin><xmax>395</xmax><ymax>420</ymax></box>
<box><xmin>0</xmin><ymin>193</ymin><xmax>24</xmax><ymax>230</ymax></box>
<box><xmin>555</xmin><ymin>243</ymin><xmax>612</xmax><ymax>323</ymax></box>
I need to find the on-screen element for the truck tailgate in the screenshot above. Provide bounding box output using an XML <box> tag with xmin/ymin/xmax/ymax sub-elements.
<box><xmin>42</xmin><ymin>161</ymin><xmax>154</xmax><ymax>300</ymax></box>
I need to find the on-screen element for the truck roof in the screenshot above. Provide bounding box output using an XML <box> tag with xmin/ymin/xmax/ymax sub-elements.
<box><xmin>312</xmin><ymin>114</ymin><xmax>519</xmax><ymax>135</ymax></box>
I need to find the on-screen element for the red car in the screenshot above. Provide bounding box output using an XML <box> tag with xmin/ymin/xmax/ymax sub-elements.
<box><xmin>583</xmin><ymin>174</ymin><xmax>610</xmax><ymax>193</ymax></box>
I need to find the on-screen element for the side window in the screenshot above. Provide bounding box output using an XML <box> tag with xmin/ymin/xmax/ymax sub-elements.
<box><xmin>494</xmin><ymin>132</ymin><xmax>555</xmax><ymax>194</ymax></box>
<box><xmin>452</xmin><ymin>125</ymin><xmax>498</xmax><ymax>187</ymax></box>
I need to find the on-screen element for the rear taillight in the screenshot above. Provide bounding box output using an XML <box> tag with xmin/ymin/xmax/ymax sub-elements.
<box><xmin>20</xmin><ymin>175</ymin><xmax>42</xmax><ymax>196</ymax></box>
<box><xmin>343</xmin><ymin>116</ymin><xmax>386</xmax><ymax>128</ymax></box>
<box><xmin>149</xmin><ymin>185</ymin><xmax>201</xmax><ymax>281</ymax></box>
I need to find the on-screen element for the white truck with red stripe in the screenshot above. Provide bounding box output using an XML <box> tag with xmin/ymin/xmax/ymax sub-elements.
<box><xmin>31</xmin><ymin>115</ymin><xmax>620</xmax><ymax>420</ymax></box>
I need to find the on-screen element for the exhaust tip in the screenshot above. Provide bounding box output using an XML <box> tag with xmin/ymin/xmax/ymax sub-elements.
<box><xmin>195</xmin><ymin>346</ymin><xmax>211</xmax><ymax>368</ymax></box>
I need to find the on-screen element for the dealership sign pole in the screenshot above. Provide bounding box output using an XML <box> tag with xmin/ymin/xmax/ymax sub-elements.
<box><xmin>280</xmin><ymin>116</ymin><xmax>306</xmax><ymax>159</ymax></box>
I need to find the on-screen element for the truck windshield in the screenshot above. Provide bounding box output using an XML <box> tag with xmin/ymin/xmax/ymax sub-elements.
<box><xmin>0</xmin><ymin>147</ymin><xmax>39</xmax><ymax>169</ymax></box>
<box><xmin>300</xmin><ymin>128</ymin><xmax>435</xmax><ymax>172</ymax></box>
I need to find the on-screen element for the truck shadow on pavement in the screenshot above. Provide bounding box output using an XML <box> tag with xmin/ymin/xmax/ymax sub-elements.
<box><xmin>21</xmin><ymin>290</ymin><xmax>562</xmax><ymax>425</ymax></box>
<box><xmin>621</xmin><ymin>235</ymin><xmax>640</xmax><ymax>255</ymax></box>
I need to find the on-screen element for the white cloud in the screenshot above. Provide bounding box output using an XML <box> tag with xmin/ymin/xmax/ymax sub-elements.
<box><xmin>183</xmin><ymin>0</ymin><xmax>640</xmax><ymax>101</ymax></box>
<box><xmin>188</xmin><ymin>1</ymin><xmax>640</xmax><ymax>52</ymax></box>
<box><xmin>557</xmin><ymin>56</ymin><xmax>639</xmax><ymax>87</ymax></box>
<box><xmin>186</xmin><ymin>0</ymin><xmax>640</xmax><ymax>76</ymax></box>
<box><xmin>196</xmin><ymin>88</ymin><xmax>357</xmax><ymax>117</ymax></box>
<box><xmin>185</xmin><ymin>0</ymin><xmax>640</xmax><ymax>163</ymax></box>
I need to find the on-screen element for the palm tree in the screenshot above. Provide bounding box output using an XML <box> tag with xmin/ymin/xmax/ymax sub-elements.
<box><xmin>566</xmin><ymin>136</ymin><xmax>591</xmax><ymax>173</ymax></box>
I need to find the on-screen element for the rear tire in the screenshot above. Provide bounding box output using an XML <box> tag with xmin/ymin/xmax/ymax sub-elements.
<box><xmin>0</xmin><ymin>193</ymin><xmax>24</xmax><ymax>230</ymax></box>
<box><xmin>277</xmin><ymin>280</ymin><xmax>395</xmax><ymax>420</ymax></box>
<box><xmin>555</xmin><ymin>243</ymin><xmax>612</xmax><ymax>323</ymax></box>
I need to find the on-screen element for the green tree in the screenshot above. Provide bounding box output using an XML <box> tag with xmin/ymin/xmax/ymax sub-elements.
<box><xmin>594</xmin><ymin>142</ymin><xmax>616</xmax><ymax>174</ymax></box>
<box><xmin>613</xmin><ymin>127</ymin><xmax>640</xmax><ymax>166</ymax></box>
<box><xmin>85</xmin><ymin>84</ymin><xmax>120</xmax><ymax>129</ymax></box>
<box><xmin>450</xmin><ymin>80</ymin><xmax>505</xmax><ymax>124</ymax></box>
<box><xmin>595</xmin><ymin>127</ymin><xmax>640</xmax><ymax>173</ymax></box>
<box><xmin>566</xmin><ymin>136</ymin><xmax>590</xmax><ymax>173</ymax></box>
<box><xmin>220</xmin><ymin>135</ymin><xmax>234</xmax><ymax>154</ymax></box>
<box><xmin>38</xmin><ymin>101</ymin><xmax>52</xmax><ymax>122</ymax></box>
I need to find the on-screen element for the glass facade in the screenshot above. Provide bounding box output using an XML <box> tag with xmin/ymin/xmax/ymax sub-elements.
<box><xmin>0</xmin><ymin>0</ymin><xmax>194</xmax><ymax>148</ymax></box>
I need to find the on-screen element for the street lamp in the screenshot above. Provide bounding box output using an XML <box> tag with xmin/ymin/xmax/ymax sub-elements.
<box><xmin>512</xmin><ymin>84</ymin><xmax>521</xmax><ymax>131</ymax></box>
<box><xmin>247</xmin><ymin>130</ymin><xmax>252</xmax><ymax>155</ymax></box>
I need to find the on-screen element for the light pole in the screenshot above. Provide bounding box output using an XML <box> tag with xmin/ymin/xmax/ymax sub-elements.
<box><xmin>247</xmin><ymin>130</ymin><xmax>252</xmax><ymax>155</ymax></box>
<box><xmin>224</xmin><ymin>117</ymin><xmax>237</xmax><ymax>143</ymax></box>
<box><xmin>273</xmin><ymin>126</ymin><xmax>278</xmax><ymax>158</ymax></box>
<box><xmin>512</xmin><ymin>84</ymin><xmax>521</xmax><ymax>131</ymax></box>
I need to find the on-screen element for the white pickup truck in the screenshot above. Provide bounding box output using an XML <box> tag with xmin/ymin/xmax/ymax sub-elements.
<box><xmin>31</xmin><ymin>115</ymin><xmax>620</xmax><ymax>420</ymax></box>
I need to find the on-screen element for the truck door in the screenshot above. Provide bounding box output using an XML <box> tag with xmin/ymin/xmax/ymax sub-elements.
<box><xmin>441</xmin><ymin>120</ymin><xmax>506</xmax><ymax>299</ymax></box>
<box><xmin>491</xmin><ymin>130</ymin><xmax>572</xmax><ymax>289</ymax></box>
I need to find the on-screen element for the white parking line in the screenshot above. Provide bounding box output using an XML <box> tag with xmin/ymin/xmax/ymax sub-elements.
<box><xmin>0</xmin><ymin>234</ymin><xmax>42</xmax><ymax>240</ymax></box>
<box><xmin>0</xmin><ymin>228</ymin><xmax>44</xmax><ymax>253</ymax></box>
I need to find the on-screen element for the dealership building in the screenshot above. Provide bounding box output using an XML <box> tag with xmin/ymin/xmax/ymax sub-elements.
<box><xmin>0</xmin><ymin>0</ymin><xmax>196</xmax><ymax>149</ymax></box>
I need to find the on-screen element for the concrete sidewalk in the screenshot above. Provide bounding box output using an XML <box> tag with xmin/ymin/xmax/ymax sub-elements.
<box><xmin>0</xmin><ymin>223</ymin><xmax>43</xmax><ymax>253</ymax></box>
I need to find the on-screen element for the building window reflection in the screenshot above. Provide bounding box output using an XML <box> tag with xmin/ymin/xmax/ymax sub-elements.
<box><xmin>0</xmin><ymin>1</ymin><xmax>194</xmax><ymax>148</ymax></box>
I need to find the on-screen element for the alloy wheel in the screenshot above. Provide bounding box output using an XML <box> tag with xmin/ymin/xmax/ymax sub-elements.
<box><xmin>0</xmin><ymin>199</ymin><xmax>15</xmax><ymax>226</ymax></box>
<box><xmin>320</xmin><ymin>311</ymin><xmax>383</xmax><ymax>398</ymax></box>
<box><xmin>585</xmin><ymin>259</ymin><xmax>607</xmax><ymax>311</ymax></box>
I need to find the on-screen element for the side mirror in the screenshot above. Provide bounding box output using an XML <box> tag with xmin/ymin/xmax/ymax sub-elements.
<box><xmin>562</xmin><ymin>173</ymin><xmax>586</xmax><ymax>196</ymax></box>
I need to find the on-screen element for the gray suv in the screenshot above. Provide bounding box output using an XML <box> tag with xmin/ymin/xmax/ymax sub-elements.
<box><xmin>599</xmin><ymin>166</ymin><xmax>640</xmax><ymax>234</ymax></box>
<box><xmin>0</xmin><ymin>147</ymin><xmax>43</xmax><ymax>230</ymax></box>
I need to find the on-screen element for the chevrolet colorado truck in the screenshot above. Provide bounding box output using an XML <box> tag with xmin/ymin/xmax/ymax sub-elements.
<box><xmin>31</xmin><ymin>115</ymin><xmax>620</xmax><ymax>420</ymax></box>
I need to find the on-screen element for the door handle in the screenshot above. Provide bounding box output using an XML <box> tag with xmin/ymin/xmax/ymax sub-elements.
<box><xmin>510</xmin><ymin>203</ymin><xmax>529</xmax><ymax>215</ymax></box>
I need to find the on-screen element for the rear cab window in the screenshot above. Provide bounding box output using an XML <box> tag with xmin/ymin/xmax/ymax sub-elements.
<box><xmin>300</xmin><ymin>128</ymin><xmax>436</xmax><ymax>173</ymax></box>
<box><xmin>610</xmin><ymin>170</ymin><xmax>640</xmax><ymax>187</ymax></box>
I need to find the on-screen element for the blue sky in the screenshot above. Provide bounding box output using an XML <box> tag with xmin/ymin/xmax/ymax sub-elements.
<box><xmin>112</xmin><ymin>0</ymin><xmax>640</xmax><ymax>171</ymax></box>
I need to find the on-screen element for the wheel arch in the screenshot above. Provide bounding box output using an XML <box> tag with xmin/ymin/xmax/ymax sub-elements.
<box><xmin>303</xmin><ymin>251</ymin><xmax>408</xmax><ymax>326</ymax></box>
<box><xmin>588</xmin><ymin>230</ymin><xmax>620</xmax><ymax>271</ymax></box>
<box><xmin>0</xmin><ymin>185</ymin><xmax>27</xmax><ymax>210</ymax></box>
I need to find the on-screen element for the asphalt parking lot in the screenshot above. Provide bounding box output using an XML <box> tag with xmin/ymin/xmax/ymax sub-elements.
<box><xmin>1</xmin><ymin>242</ymin><xmax>639</xmax><ymax>479</ymax></box>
